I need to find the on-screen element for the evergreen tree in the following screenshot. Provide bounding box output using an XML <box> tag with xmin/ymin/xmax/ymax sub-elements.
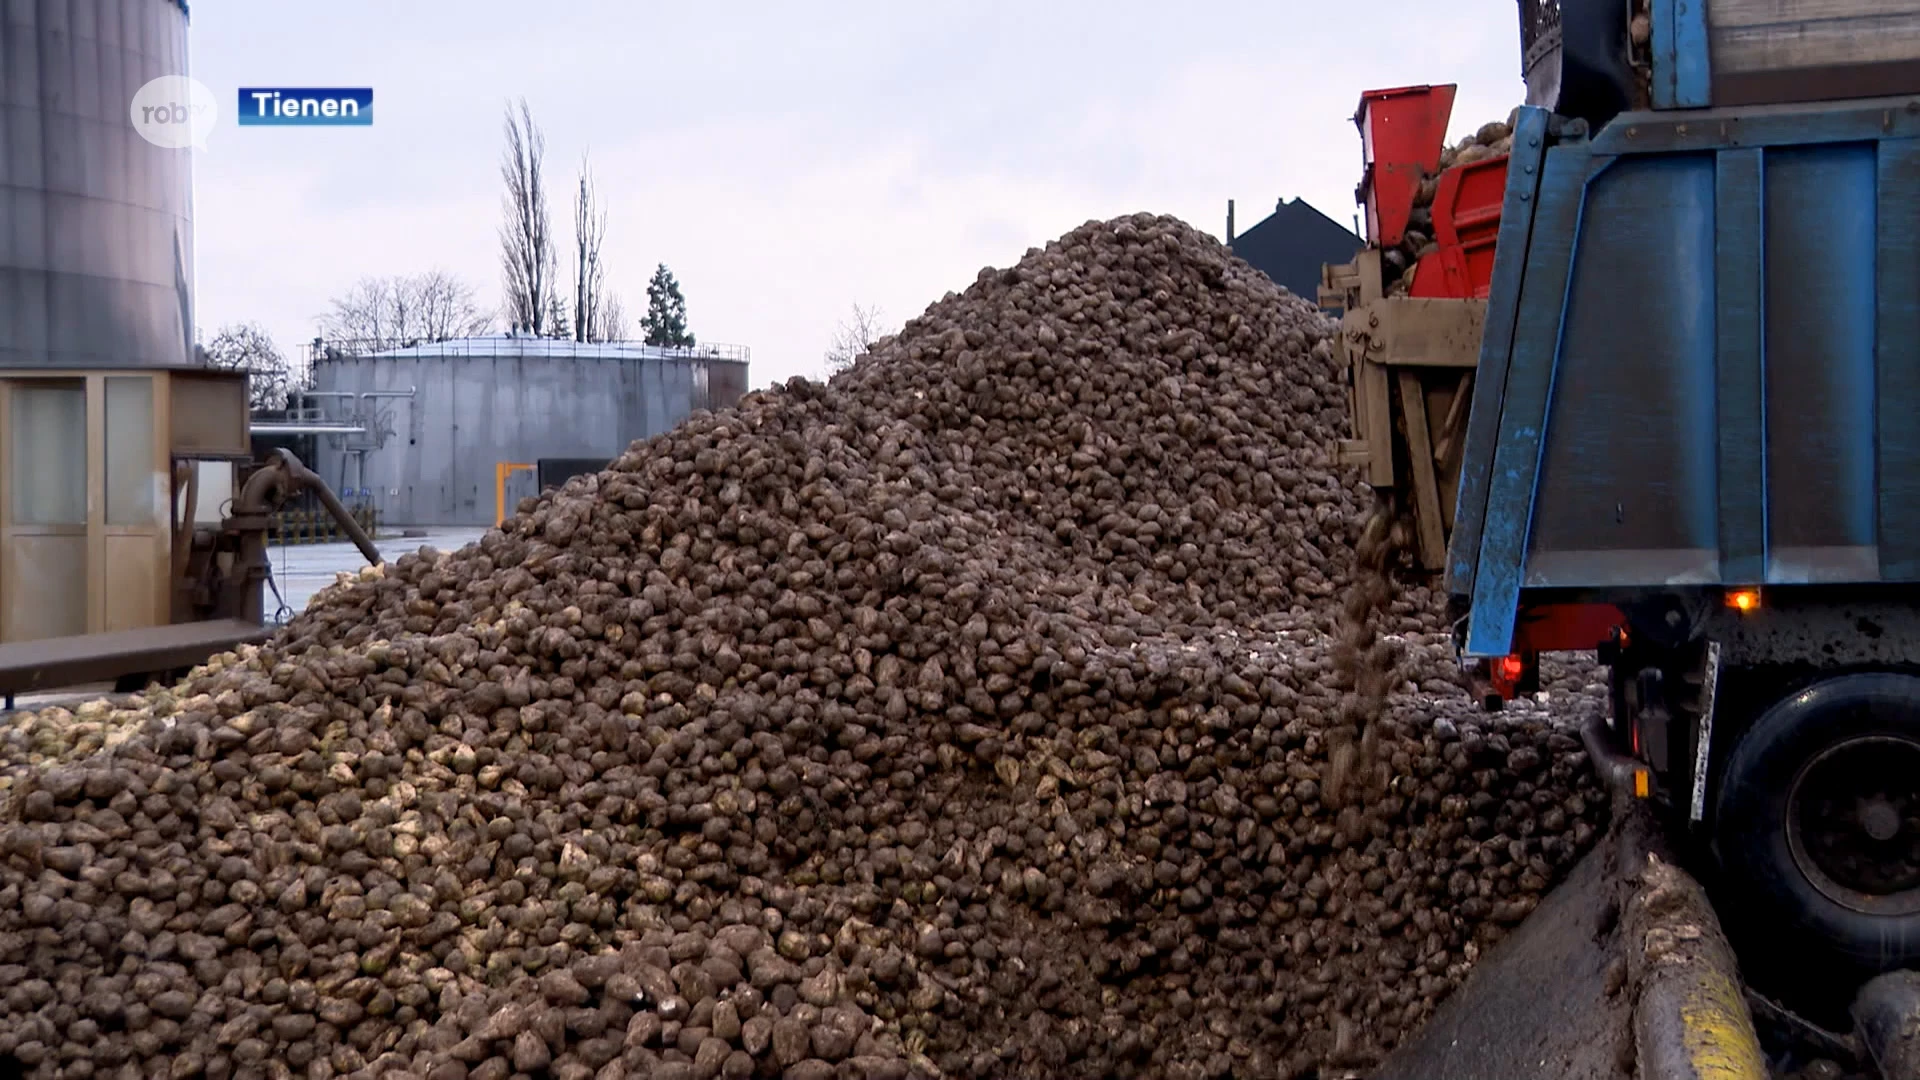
<box><xmin>642</xmin><ymin>263</ymin><xmax>695</xmax><ymax>348</ymax></box>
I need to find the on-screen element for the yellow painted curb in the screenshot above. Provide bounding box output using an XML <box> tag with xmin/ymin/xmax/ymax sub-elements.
<box><xmin>1677</xmin><ymin>971</ymin><xmax>1769</xmax><ymax>1080</ymax></box>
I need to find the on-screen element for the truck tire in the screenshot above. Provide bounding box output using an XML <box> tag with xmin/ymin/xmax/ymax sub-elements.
<box><xmin>1715</xmin><ymin>672</ymin><xmax>1920</xmax><ymax>975</ymax></box>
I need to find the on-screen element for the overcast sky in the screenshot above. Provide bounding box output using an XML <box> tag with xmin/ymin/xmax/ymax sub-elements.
<box><xmin>185</xmin><ymin>0</ymin><xmax>1526</xmax><ymax>389</ymax></box>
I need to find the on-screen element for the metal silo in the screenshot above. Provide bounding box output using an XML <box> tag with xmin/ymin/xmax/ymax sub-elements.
<box><xmin>305</xmin><ymin>336</ymin><xmax>753</xmax><ymax>527</ymax></box>
<box><xmin>0</xmin><ymin>0</ymin><xmax>196</xmax><ymax>369</ymax></box>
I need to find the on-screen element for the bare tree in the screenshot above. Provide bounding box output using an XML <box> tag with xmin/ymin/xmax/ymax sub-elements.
<box><xmin>825</xmin><ymin>303</ymin><xmax>893</xmax><ymax>373</ymax></box>
<box><xmin>200</xmin><ymin>322</ymin><xmax>293</xmax><ymax>410</ymax></box>
<box><xmin>570</xmin><ymin>154</ymin><xmax>619</xmax><ymax>342</ymax></box>
<box><xmin>602</xmin><ymin>292</ymin><xmax>630</xmax><ymax>342</ymax></box>
<box><xmin>411</xmin><ymin>270</ymin><xmax>495</xmax><ymax>339</ymax></box>
<box><xmin>500</xmin><ymin>97</ymin><xmax>560</xmax><ymax>336</ymax></box>
<box><xmin>317</xmin><ymin>271</ymin><xmax>492</xmax><ymax>350</ymax></box>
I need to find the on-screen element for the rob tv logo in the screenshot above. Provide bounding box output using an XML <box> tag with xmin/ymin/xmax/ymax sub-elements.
<box><xmin>130</xmin><ymin>76</ymin><xmax>217</xmax><ymax>149</ymax></box>
<box><xmin>239</xmin><ymin>87</ymin><xmax>374</xmax><ymax>126</ymax></box>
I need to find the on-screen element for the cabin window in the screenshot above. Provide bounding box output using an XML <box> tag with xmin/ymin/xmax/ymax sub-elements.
<box><xmin>8</xmin><ymin>380</ymin><xmax>86</xmax><ymax>526</ymax></box>
<box><xmin>105</xmin><ymin>376</ymin><xmax>156</xmax><ymax>526</ymax></box>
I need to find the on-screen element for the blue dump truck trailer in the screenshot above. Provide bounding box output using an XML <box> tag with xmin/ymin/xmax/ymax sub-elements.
<box><xmin>1457</xmin><ymin>93</ymin><xmax>1920</xmax><ymax>985</ymax></box>
<box><xmin>1327</xmin><ymin>0</ymin><xmax>1920</xmax><ymax>1019</ymax></box>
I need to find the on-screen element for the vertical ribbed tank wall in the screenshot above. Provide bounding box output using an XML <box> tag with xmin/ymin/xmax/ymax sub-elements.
<box><xmin>0</xmin><ymin>0</ymin><xmax>195</xmax><ymax>368</ymax></box>
<box><xmin>310</xmin><ymin>342</ymin><xmax>752</xmax><ymax>527</ymax></box>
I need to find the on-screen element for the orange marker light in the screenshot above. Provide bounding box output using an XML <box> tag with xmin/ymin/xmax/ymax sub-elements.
<box><xmin>1632</xmin><ymin>768</ymin><xmax>1650</xmax><ymax>798</ymax></box>
<box><xmin>1498</xmin><ymin>655</ymin><xmax>1524</xmax><ymax>680</ymax></box>
<box><xmin>1726</xmin><ymin>589</ymin><xmax>1760</xmax><ymax>613</ymax></box>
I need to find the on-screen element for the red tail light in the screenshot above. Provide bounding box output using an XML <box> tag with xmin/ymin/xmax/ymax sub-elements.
<box><xmin>1488</xmin><ymin>652</ymin><xmax>1532</xmax><ymax>702</ymax></box>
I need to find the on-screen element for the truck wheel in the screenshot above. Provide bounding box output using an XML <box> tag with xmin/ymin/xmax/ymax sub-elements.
<box><xmin>1715</xmin><ymin>672</ymin><xmax>1920</xmax><ymax>974</ymax></box>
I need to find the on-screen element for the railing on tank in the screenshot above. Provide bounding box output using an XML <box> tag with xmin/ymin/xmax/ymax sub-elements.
<box><xmin>248</xmin><ymin>404</ymin><xmax>364</xmax><ymax>435</ymax></box>
<box><xmin>304</xmin><ymin>334</ymin><xmax>751</xmax><ymax>366</ymax></box>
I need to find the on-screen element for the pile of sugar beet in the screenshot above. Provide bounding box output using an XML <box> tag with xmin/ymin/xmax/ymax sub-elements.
<box><xmin>0</xmin><ymin>214</ymin><xmax>1610</xmax><ymax>1080</ymax></box>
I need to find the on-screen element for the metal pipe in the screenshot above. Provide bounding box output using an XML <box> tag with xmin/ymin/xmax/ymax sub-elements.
<box><xmin>1581</xmin><ymin>711</ymin><xmax>1648</xmax><ymax>793</ymax></box>
<box><xmin>276</xmin><ymin>449</ymin><xmax>383</xmax><ymax>568</ymax></box>
<box><xmin>232</xmin><ymin>455</ymin><xmax>293</xmax><ymax>515</ymax></box>
<box><xmin>225</xmin><ymin>459</ymin><xmax>293</xmax><ymax>625</ymax></box>
<box><xmin>249</xmin><ymin>423</ymin><xmax>368</xmax><ymax>436</ymax></box>
<box><xmin>300</xmin><ymin>391</ymin><xmax>356</xmax><ymax>407</ymax></box>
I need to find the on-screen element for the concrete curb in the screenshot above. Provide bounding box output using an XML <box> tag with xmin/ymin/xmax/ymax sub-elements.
<box><xmin>1625</xmin><ymin>852</ymin><xmax>1769</xmax><ymax>1080</ymax></box>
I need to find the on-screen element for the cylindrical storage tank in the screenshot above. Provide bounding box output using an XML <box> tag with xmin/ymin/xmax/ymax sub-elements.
<box><xmin>0</xmin><ymin>0</ymin><xmax>196</xmax><ymax>368</ymax></box>
<box><xmin>308</xmin><ymin>337</ymin><xmax>752</xmax><ymax>528</ymax></box>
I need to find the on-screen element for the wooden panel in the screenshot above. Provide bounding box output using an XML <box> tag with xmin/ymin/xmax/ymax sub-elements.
<box><xmin>1397</xmin><ymin>371</ymin><xmax>1448</xmax><ymax>572</ymax></box>
<box><xmin>2</xmin><ymin>534</ymin><xmax>86</xmax><ymax>642</ymax></box>
<box><xmin>103</xmin><ymin>533</ymin><xmax>164</xmax><ymax>632</ymax></box>
<box><xmin>1374</xmin><ymin>298</ymin><xmax>1488</xmax><ymax>368</ymax></box>
<box><xmin>104</xmin><ymin>374</ymin><xmax>172</xmax><ymax>630</ymax></box>
<box><xmin>168</xmin><ymin>371</ymin><xmax>251</xmax><ymax>456</ymax></box>
<box><xmin>1711</xmin><ymin>10</ymin><xmax>1920</xmax><ymax>71</ymax></box>
<box><xmin>1711</xmin><ymin>0</ymin><xmax>1920</xmax><ymax>30</ymax></box>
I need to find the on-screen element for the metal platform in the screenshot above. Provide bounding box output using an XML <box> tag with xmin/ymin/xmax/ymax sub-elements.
<box><xmin>0</xmin><ymin>619</ymin><xmax>271</xmax><ymax>700</ymax></box>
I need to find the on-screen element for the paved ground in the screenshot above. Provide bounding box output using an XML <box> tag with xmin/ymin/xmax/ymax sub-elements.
<box><xmin>1371</xmin><ymin>827</ymin><xmax>1635</xmax><ymax>1080</ymax></box>
<box><xmin>262</xmin><ymin>526</ymin><xmax>491</xmax><ymax>620</ymax></box>
<box><xmin>1371</xmin><ymin>804</ymin><xmax>1822</xmax><ymax>1080</ymax></box>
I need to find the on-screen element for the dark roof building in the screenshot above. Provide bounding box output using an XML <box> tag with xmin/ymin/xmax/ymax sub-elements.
<box><xmin>1227</xmin><ymin>197</ymin><xmax>1365</xmax><ymax>302</ymax></box>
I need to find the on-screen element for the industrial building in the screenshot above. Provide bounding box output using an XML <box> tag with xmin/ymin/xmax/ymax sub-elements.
<box><xmin>304</xmin><ymin>335</ymin><xmax>751</xmax><ymax>527</ymax></box>
<box><xmin>1226</xmin><ymin>197</ymin><xmax>1364</xmax><ymax>300</ymax></box>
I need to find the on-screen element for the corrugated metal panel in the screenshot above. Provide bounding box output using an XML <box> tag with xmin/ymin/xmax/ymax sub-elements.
<box><xmin>1762</xmin><ymin>144</ymin><xmax>1879</xmax><ymax>583</ymax></box>
<box><xmin>1456</xmin><ymin>95</ymin><xmax>1920</xmax><ymax>656</ymax></box>
<box><xmin>1706</xmin><ymin>0</ymin><xmax>1920</xmax><ymax>105</ymax></box>
<box><xmin>0</xmin><ymin>0</ymin><xmax>195</xmax><ymax>369</ymax></box>
<box><xmin>310</xmin><ymin>344</ymin><xmax>749</xmax><ymax>526</ymax></box>
<box><xmin>1524</xmin><ymin>152</ymin><xmax>1721</xmax><ymax>587</ymax></box>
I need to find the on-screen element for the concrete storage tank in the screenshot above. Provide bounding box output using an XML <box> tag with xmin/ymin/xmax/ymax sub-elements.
<box><xmin>0</xmin><ymin>0</ymin><xmax>197</xmax><ymax>369</ymax></box>
<box><xmin>307</xmin><ymin>336</ymin><xmax>751</xmax><ymax>527</ymax></box>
